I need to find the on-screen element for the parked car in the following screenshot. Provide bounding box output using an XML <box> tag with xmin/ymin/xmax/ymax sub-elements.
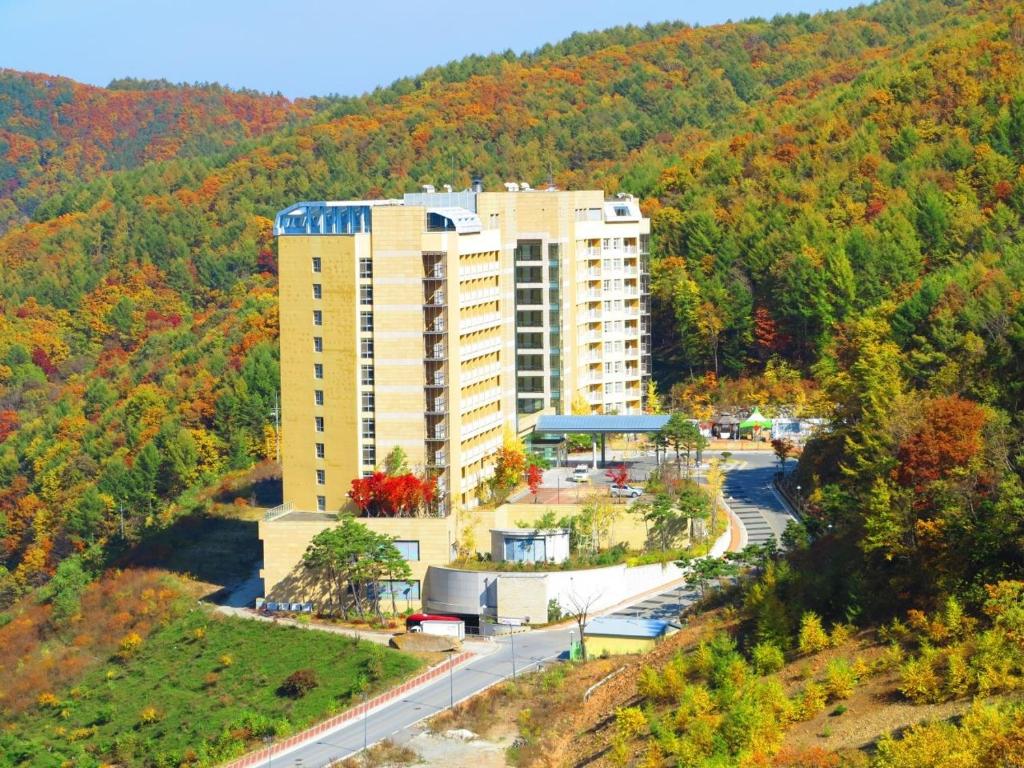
<box><xmin>570</xmin><ymin>465</ymin><xmax>591</xmax><ymax>483</ymax></box>
<box><xmin>405</xmin><ymin>613</ymin><xmax>460</xmax><ymax>632</ymax></box>
<box><xmin>610</xmin><ymin>484</ymin><xmax>643</xmax><ymax>498</ymax></box>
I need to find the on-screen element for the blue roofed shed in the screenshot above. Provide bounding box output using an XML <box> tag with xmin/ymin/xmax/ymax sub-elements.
<box><xmin>583</xmin><ymin>616</ymin><xmax>677</xmax><ymax>656</ymax></box>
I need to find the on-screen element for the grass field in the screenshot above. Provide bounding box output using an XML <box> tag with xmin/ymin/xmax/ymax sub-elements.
<box><xmin>1</xmin><ymin>606</ymin><xmax>422</xmax><ymax>768</ymax></box>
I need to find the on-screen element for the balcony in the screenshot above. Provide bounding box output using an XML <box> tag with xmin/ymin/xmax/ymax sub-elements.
<box><xmin>461</xmin><ymin>361</ymin><xmax>501</xmax><ymax>387</ymax></box>
<box><xmin>460</xmin><ymin>313</ymin><xmax>502</xmax><ymax>334</ymax></box>
<box><xmin>461</xmin><ymin>412</ymin><xmax>505</xmax><ymax>441</ymax></box>
<box><xmin>462</xmin><ymin>435</ymin><xmax>503</xmax><ymax>466</ymax></box>
<box><xmin>460</xmin><ymin>337</ymin><xmax>502</xmax><ymax>363</ymax></box>
<box><xmin>460</xmin><ymin>261</ymin><xmax>500</xmax><ymax>280</ymax></box>
<box><xmin>424</xmin><ymin>291</ymin><xmax>446</xmax><ymax>307</ymax></box>
<box><xmin>459</xmin><ymin>287</ymin><xmax>501</xmax><ymax>309</ymax></box>
<box><xmin>461</xmin><ymin>386</ymin><xmax>502</xmax><ymax>413</ymax></box>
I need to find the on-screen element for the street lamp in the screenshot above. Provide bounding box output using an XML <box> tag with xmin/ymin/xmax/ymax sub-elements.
<box><xmin>263</xmin><ymin>735</ymin><xmax>272</xmax><ymax>768</ymax></box>
<box><xmin>510</xmin><ymin>628</ymin><xmax>517</xmax><ymax>680</ymax></box>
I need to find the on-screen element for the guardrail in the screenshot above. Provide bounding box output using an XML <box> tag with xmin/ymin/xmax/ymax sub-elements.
<box><xmin>263</xmin><ymin>504</ymin><xmax>293</xmax><ymax>522</ymax></box>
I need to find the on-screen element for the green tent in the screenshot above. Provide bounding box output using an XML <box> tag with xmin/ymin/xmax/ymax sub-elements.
<box><xmin>739</xmin><ymin>408</ymin><xmax>773</xmax><ymax>430</ymax></box>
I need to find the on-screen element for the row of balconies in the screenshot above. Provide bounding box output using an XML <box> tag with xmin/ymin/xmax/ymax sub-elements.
<box><xmin>460</xmin><ymin>312</ymin><xmax>503</xmax><ymax>334</ymax></box>
<box><xmin>459</xmin><ymin>287</ymin><xmax>501</xmax><ymax>309</ymax></box>
<box><xmin>461</xmin><ymin>361</ymin><xmax>501</xmax><ymax>387</ymax></box>
<box><xmin>460</xmin><ymin>337</ymin><xmax>502</xmax><ymax>363</ymax></box>
<box><xmin>462</xmin><ymin>435</ymin><xmax>503</xmax><ymax>466</ymax></box>
<box><xmin>460</xmin><ymin>386</ymin><xmax>502</xmax><ymax>414</ymax></box>
<box><xmin>460</xmin><ymin>261</ymin><xmax>500</xmax><ymax>280</ymax></box>
<box><xmin>461</xmin><ymin>411</ymin><xmax>505</xmax><ymax>442</ymax></box>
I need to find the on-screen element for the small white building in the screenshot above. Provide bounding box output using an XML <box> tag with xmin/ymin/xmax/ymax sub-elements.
<box><xmin>491</xmin><ymin>528</ymin><xmax>570</xmax><ymax>564</ymax></box>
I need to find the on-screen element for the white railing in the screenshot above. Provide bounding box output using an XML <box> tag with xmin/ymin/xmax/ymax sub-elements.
<box><xmin>461</xmin><ymin>412</ymin><xmax>505</xmax><ymax>441</ymax></box>
<box><xmin>462</xmin><ymin>435</ymin><xmax>503</xmax><ymax>466</ymax></box>
<box><xmin>460</xmin><ymin>261</ymin><xmax>500</xmax><ymax>279</ymax></box>
<box><xmin>264</xmin><ymin>503</ymin><xmax>294</xmax><ymax>522</ymax></box>
<box><xmin>461</xmin><ymin>386</ymin><xmax>502</xmax><ymax>413</ymax></box>
<box><xmin>460</xmin><ymin>338</ymin><xmax>502</xmax><ymax>363</ymax></box>
<box><xmin>460</xmin><ymin>313</ymin><xmax>502</xmax><ymax>333</ymax></box>
<box><xmin>461</xmin><ymin>361</ymin><xmax>501</xmax><ymax>387</ymax></box>
<box><xmin>459</xmin><ymin>287</ymin><xmax>501</xmax><ymax>309</ymax></box>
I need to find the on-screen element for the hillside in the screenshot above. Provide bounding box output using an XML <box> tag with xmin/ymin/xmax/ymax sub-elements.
<box><xmin>1</xmin><ymin>0</ymin><xmax>1023</xmax><ymax>606</ymax></box>
<box><xmin>0</xmin><ymin>70</ymin><xmax>316</xmax><ymax>230</ymax></box>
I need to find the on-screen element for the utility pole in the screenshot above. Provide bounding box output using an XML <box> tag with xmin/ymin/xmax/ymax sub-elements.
<box><xmin>448</xmin><ymin>649</ymin><xmax>455</xmax><ymax>709</ymax></box>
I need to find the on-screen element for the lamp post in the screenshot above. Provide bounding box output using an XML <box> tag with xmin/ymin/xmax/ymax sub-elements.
<box><xmin>569</xmin><ymin>629</ymin><xmax>575</xmax><ymax>661</ymax></box>
<box><xmin>263</xmin><ymin>735</ymin><xmax>272</xmax><ymax>768</ymax></box>
<box><xmin>510</xmin><ymin>628</ymin><xmax>517</xmax><ymax>680</ymax></box>
<box><xmin>362</xmin><ymin>691</ymin><xmax>368</xmax><ymax>751</ymax></box>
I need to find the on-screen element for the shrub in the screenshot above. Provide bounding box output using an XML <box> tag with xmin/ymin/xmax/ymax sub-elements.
<box><xmin>898</xmin><ymin>654</ymin><xmax>944</xmax><ymax>704</ymax></box>
<box><xmin>751</xmin><ymin>641</ymin><xmax>785</xmax><ymax>675</ymax></box>
<box><xmin>798</xmin><ymin>613</ymin><xmax>830</xmax><ymax>655</ymax></box>
<box><xmin>191</xmin><ymin>627</ymin><xmax>206</xmax><ymax>641</ymax></box>
<box><xmin>278</xmin><ymin>669</ymin><xmax>319</xmax><ymax>698</ymax></box>
<box><xmin>829</xmin><ymin>623</ymin><xmax>852</xmax><ymax>648</ymax></box>
<box><xmin>824</xmin><ymin>659</ymin><xmax>857</xmax><ymax>700</ymax></box>
<box><xmin>37</xmin><ymin>692</ymin><xmax>61</xmax><ymax>709</ymax></box>
<box><xmin>218</xmin><ymin>653</ymin><xmax>234</xmax><ymax>668</ymax></box>
<box><xmin>139</xmin><ymin>706</ymin><xmax>161</xmax><ymax>724</ymax></box>
<box><xmin>797</xmin><ymin>682</ymin><xmax>827</xmax><ymax>720</ymax></box>
<box><xmin>117</xmin><ymin>632</ymin><xmax>143</xmax><ymax>660</ymax></box>
<box><xmin>547</xmin><ymin>599</ymin><xmax>563</xmax><ymax>623</ymax></box>
<box><xmin>616</xmin><ymin>706</ymin><xmax>647</xmax><ymax>739</ymax></box>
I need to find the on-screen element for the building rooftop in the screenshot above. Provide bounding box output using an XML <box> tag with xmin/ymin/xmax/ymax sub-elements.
<box><xmin>584</xmin><ymin>616</ymin><xmax>672</xmax><ymax>638</ymax></box>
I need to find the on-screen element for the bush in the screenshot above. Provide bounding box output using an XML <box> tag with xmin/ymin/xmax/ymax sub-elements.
<box><xmin>278</xmin><ymin>669</ymin><xmax>319</xmax><ymax>698</ymax></box>
<box><xmin>824</xmin><ymin>659</ymin><xmax>857</xmax><ymax>700</ymax></box>
<box><xmin>547</xmin><ymin>598</ymin><xmax>563</xmax><ymax>623</ymax></box>
<box><xmin>139</xmin><ymin>706</ymin><xmax>161</xmax><ymax>724</ymax></box>
<box><xmin>797</xmin><ymin>682</ymin><xmax>827</xmax><ymax>720</ymax></box>
<box><xmin>751</xmin><ymin>641</ymin><xmax>785</xmax><ymax>675</ymax></box>
<box><xmin>829</xmin><ymin>623</ymin><xmax>852</xmax><ymax>648</ymax></box>
<box><xmin>616</xmin><ymin>707</ymin><xmax>647</xmax><ymax>739</ymax></box>
<box><xmin>898</xmin><ymin>653</ymin><xmax>943</xmax><ymax>704</ymax></box>
<box><xmin>798</xmin><ymin>613</ymin><xmax>830</xmax><ymax>655</ymax></box>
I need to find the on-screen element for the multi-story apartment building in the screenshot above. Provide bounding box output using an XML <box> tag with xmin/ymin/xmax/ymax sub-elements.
<box><xmin>261</xmin><ymin>184</ymin><xmax>650</xmax><ymax>605</ymax></box>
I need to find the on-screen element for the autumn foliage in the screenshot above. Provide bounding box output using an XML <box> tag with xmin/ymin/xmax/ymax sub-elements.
<box><xmin>348</xmin><ymin>472</ymin><xmax>438</xmax><ymax>517</ymax></box>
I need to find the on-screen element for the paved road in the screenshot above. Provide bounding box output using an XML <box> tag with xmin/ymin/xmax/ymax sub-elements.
<box><xmin>268</xmin><ymin>629</ymin><xmax>571</xmax><ymax>767</ymax></box>
<box><xmin>256</xmin><ymin>453</ymin><xmax>794</xmax><ymax>767</ymax></box>
<box><xmin>721</xmin><ymin>451</ymin><xmax>793</xmax><ymax>544</ymax></box>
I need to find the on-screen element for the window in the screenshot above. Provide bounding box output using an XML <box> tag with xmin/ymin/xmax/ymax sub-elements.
<box><xmin>314</xmin><ymin>363</ymin><xmax>323</xmax><ymax>379</ymax></box>
<box><xmin>316</xmin><ymin>495</ymin><xmax>326</xmax><ymax>511</ymax></box>
<box><xmin>360</xmin><ymin>339</ymin><xmax>374</xmax><ymax>359</ymax></box>
<box><xmin>316</xmin><ymin>469</ymin><xmax>325</xmax><ymax>485</ymax></box>
<box><xmin>361</xmin><ymin>365</ymin><xmax>374</xmax><ymax>386</ymax></box>
<box><xmin>360</xmin><ymin>285</ymin><xmax>373</xmax><ymax>305</ymax></box>
<box><xmin>313</xmin><ymin>336</ymin><xmax>323</xmax><ymax>353</ymax></box>
<box><xmin>361</xmin><ymin>391</ymin><xmax>375</xmax><ymax>412</ymax></box>
<box><xmin>504</xmin><ymin>536</ymin><xmax>547</xmax><ymax>563</ymax></box>
<box><xmin>315</xmin><ymin>443</ymin><xmax>325</xmax><ymax>459</ymax></box>
<box><xmin>314</xmin><ymin>389</ymin><xmax>324</xmax><ymax>406</ymax></box>
<box><xmin>312</xmin><ymin>283</ymin><xmax>322</xmax><ymax>300</ymax></box>
<box><xmin>361</xmin><ymin>418</ymin><xmax>375</xmax><ymax>439</ymax></box>
<box><xmin>312</xmin><ymin>257</ymin><xmax>322</xmax><ymax>273</ymax></box>
<box><xmin>360</xmin><ymin>311</ymin><xmax>373</xmax><ymax>332</ymax></box>
<box><xmin>315</xmin><ymin>416</ymin><xmax>325</xmax><ymax>432</ymax></box>
<box><xmin>359</xmin><ymin>257</ymin><xmax>373</xmax><ymax>279</ymax></box>
<box><xmin>313</xmin><ymin>310</ymin><xmax>323</xmax><ymax>326</ymax></box>
<box><xmin>394</xmin><ymin>541</ymin><xmax>420</xmax><ymax>561</ymax></box>
<box><xmin>374</xmin><ymin>580</ymin><xmax>420</xmax><ymax>600</ymax></box>
<box><xmin>362</xmin><ymin>444</ymin><xmax>376</xmax><ymax>466</ymax></box>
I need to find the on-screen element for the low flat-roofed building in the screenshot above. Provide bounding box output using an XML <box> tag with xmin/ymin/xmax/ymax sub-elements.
<box><xmin>583</xmin><ymin>616</ymin><xmax>676</xmax><ymax>656</ymax></box>
<box><xmin>491</xmin><ymin>527</ymin><xmax>570</xmax><ymax>564</ymax></box>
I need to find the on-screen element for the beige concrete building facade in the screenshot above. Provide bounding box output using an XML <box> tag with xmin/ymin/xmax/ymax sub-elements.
<box><xmin>262</xmin><ymin>185</ymin><xmax>651</xmax><ymax>607</ymax></box>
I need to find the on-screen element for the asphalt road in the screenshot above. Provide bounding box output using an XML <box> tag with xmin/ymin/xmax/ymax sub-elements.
<box><xmin>259</xmin><ymin>453</ymin><xmax>794</xmax><ymax>767</ymax></box>
<box><xmin>720</xmin><ymin>451</ymin><xmax>793</xmax><ymax>544</ymax></box>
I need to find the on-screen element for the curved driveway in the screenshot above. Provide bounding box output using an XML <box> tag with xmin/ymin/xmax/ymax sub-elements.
<box><xmin>247</xmin><ymin>451</ymin><xmax>795</xmax><ymax>767</ymax></box>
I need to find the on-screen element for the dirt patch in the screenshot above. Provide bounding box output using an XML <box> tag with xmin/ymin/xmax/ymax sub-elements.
<box><xmin>400</xmin><ymin>728</ymin><xmax>514</xmax><ymax>768</ymax></box>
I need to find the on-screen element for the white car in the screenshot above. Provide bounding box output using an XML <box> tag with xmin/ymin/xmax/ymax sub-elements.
<box><xmin>570</xmin><ymin>466</ymin><xmax>590</xmax><ymax>483</ymax></box>
<box><xmin>610</xmin><ymin>484</ymin><xmax>643</xmax><ymax>498</ymax></box>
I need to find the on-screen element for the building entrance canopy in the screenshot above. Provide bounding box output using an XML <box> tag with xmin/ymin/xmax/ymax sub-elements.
<box><xmin>534</xmin><ymin>415</ymin><xmax>670</xmax><ymax>435</ymax></box>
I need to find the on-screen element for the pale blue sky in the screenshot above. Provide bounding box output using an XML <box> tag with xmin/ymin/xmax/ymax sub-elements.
<box><xmin>0</xmin><ymin>0</ymin><xmax>861</xmax><ymax>98</ymax></box>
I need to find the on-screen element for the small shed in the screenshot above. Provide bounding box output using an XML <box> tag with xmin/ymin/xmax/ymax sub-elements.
<box><xmin>583</xmin><ymin>617</ymin><xmax>675</xmax><ymax>656</ymax></box>
<box><xmin>491</xmin><ymin>528</ymin><xmax>570</xmax><ymax>564</ymax></box>
<box><xmin>712</xmin><ymin>414</ymin><xmax>740</xmax><ymax>439</ymax></box>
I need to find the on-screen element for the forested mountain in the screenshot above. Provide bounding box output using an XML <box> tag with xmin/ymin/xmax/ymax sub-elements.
<box><xmin>1</xmin><ymin>0</ymin><xmax>1023</xmax><ymax>615</ymax></box>
<box><xmin>0</xmin><ymin>70</ymin><xmax>316</xmax><ymax>230</ymax></box>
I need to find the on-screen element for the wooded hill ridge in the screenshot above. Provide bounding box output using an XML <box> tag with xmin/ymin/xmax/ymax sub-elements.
<box><xmin>0</xmin><ymin>0</ymin><xmax>1022</xmax><ymax>619</ymax></box>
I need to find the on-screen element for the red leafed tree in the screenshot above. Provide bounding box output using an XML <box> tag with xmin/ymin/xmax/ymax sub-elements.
<box><xmin>753</xmin><ymin>306</ymin><xmax>779</xmax><ymax>356</ymax></box>
<box><xmin>31</xmin><ymin>347</ymin><xmax>57</xmax><ymax>377</ymax></box>
<box><xmin>0</xmin><ymin>411</ymin><xmax>18</xmax><ymax>443</ymax></box>
<box><xmin>526</xmin><ymin>464</ymin><xmax>543</xmax><ymax>501</ymax></box>
<box><xmin>894</xmin><ymin>395</ymin><xmax>987</xmax><ymax>495</ymax></box>
<box><xmin>605</xmin><ymin>463</ymin><xmax>630</xmax><ymax>486</ymax></box>
<box><xmin>348</xmin><ymin>472</ymin><xmax>436</xmax><ymax>517</ymax></box>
